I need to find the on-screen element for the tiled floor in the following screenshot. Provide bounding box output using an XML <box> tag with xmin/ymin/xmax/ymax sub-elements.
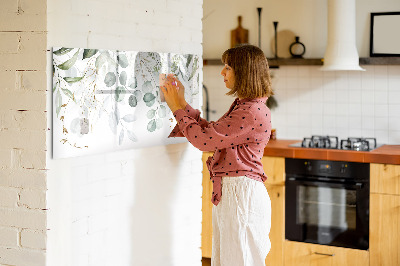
<box><xmin>202</xmin><ymin>257</ymin><xmax>211</xmax><ymax>266</ymax></box>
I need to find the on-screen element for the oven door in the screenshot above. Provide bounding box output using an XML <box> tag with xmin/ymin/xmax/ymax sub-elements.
<box><xmin>285</xmin><ymin>177</ymin><xmax>369</xmax><ymax>250</ymax></box>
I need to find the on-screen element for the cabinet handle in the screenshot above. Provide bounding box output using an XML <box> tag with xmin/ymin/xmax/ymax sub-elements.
<box><xmin>313</xmin><ymin>252</ymin><xmax>335</xmax><ymax>257</ymax></box>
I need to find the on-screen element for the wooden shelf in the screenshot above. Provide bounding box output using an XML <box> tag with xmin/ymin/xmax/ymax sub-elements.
<box><xmin>204</xmin><ymin>57</ymin><xmax>400</xmax><ymax>67</ymax></box>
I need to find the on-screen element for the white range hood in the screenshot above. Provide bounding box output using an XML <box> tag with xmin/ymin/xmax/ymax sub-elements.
<box><xmin>320</xmin><ymin>0</ymin><xmax>365</xmax><ymax>71</ymax></box>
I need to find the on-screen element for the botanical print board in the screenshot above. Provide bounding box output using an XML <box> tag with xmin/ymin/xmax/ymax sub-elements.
<box><xmin>52</xmin><ymin>47</ymin><xmax>201</xmax><ymax>159</ymax></box>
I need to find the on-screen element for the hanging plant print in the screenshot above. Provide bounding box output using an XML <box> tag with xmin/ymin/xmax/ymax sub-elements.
<box><xmin>52</xmin><ymin>47</ymin><xmax>201</xmax><ymax>159</ymax></box>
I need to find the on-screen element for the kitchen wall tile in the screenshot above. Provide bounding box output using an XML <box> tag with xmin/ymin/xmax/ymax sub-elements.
<box><xmin>336</xmin><ymin>115</ymin><xmax>348</xmax><ymax>129</ymax></box>
<box><xmin>388</xmin><ymin>131</ymin><xmax>400</xmax><ymax>143</ymax></box>
<box><xmin>336</xmin><ymin>90</ymin><xmax>349</xmax><ymax>103</ymax></box>
<box><xmin>388</xmin><ymin>75</ymin><xmax>400</xmax><ymax>91</ymax></box>
<box><xmin>348</xmin><ymin>90</ymin><xmax>362</xmax><ymax>103</ymax></box>
<box><xmin>323</xmin><ymin>115</ymin><xmax>336</xmax><ymax>129</ymax></box>
<box><xmin>349</xmin><ymin>128</ymin><xmax>362</xmax><ymax>137</ymax></box>
<box><xmin>348</xmin><ymin>71</ymin><xmax>362</xmax><ymax>90</ymax></box>
<box><xmin>310</xmin><ymin>66</ymin><xmax>323</xmax><ymax>77</ymax></box>
<box><xmin>361</xmin><ymin>74</ymin><xmax>374</xmax><ymax>91</ymax></box>
<box><xmin>375</xmin><ymin>104</ymin><xmax>389</xmax><ymax>117</ymax></box>
<box><xmin>286</xmin><ymin>77</ymin><xmax>299</xmax><ymax>89</ymax></box>
<box><xmin>362</xmin><ymin>129</ymin><xmax>375</xmax><ymax>138</ymax></box>
<box><xmin>336</xmin><ymin>103</ymin><xmax>349</xmax><ymax>116</ymax></box>
<box><xmin>323</xmin><ymin>103</ymin><xmax>336</xmax><ymax>115</ymax></box>
<box><xmin>388</xmin><ymin>91</ymin><xmax>400</xmax><ymax>104</ymax></box>
<box><xmin>374</xmin><ymin>65</ymin><xmax>388</xmax><ymax>77</ymax></box>
<box><xmin>388</xmin><ymin>117</ymin><xmax>400</xmax><ymax>131</ymax></box>
<box><xmin>298</xmin><ymin>77</ymin><xmax>311</xmax><ymax>89</ymax></box>
<box><xmin>361</xmin><ymin>104</ymin><xmax>375</xmax><ymax>117</ymax></box>
<box><xmin>335</xmin><ymin>72</ymin><xmax>349</xmax><ymax>90</ymax></box>
<box><xmin>322</xmin><ymin>70</ymin><xmax>335</xmax><ymax>78</ymax></box>
<box><xmin>348</xmin><ymin>103</ymin><xmax>362</xmax><ymax>116</ymax></box>
<box><xmin>374</xmin><ymin>77</ymin><xmax>388</xmax><ymax>91</ymax></box>
<box><xmin>285</xmin><ymin>66</ymin><xmax>298</xmax><ymax>77</ymax></box>
<box><xmin>387</xmin><ymin>65</ymin><xmax>400</xmax><ymax>76</ymax></box>
<box><xmin>374</xmin><ymin>117</ymin><xmax>389</xmax><ymax>130</ymax></box>
<box><xmin>374</xmin><ymin>90</ymin><xmax>388</xmax><ymax>104</ymax></box>
<box><xmin>362</xmin><ymin>116</ymin><xmax>375</xmax><ymax>130</ymax></box>
<box><xmin>375</xmin><ymin>130</ymin><xmax>389</xmax><ymax>144</ymax></box>
<box><xmin>389</xmin><ymin>104</ymin><xmax>400</xmax><ymax>117</ymax></box>
<box><xmin>349</xmin><ymin>116</ymin><xmax>362</xmax><ymax>129</ymax></box>
<box><xmin>298</xmin><ymin>67</ymin><xmax>311</xmax><ymax>78</ymax></box>
<box><xmin>361</xmin><ymin>90</ymin><xmax>375</xmax><ymax>103</ymax></box>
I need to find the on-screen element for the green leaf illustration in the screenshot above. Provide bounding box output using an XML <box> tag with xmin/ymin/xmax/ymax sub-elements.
<box><xmin>134</xmin><ymin>90</ymin><xmax>142</xmax><ymax>101</ymax></box>
<box><xmin>147</xmin><ymin>109</ymin><xmax>156</xmax><ymax>119</ymax></box>
<box><xmin>122</xmin><ymin>114</ymin><xmax>136</xmax><ymax>122</ymax></box>
<box><xmin>61</xmin><ymin>87</ymin><xmax>74</xmax><ymax>101</ymax></box>
<box><xmin>142</xmin><ymin>81</ymin><xmax>152</xmax><ymax>93</ymax></box>
<box><xmin>119</xmin><ymin>128</ymin><xmax>124</xmax><ymax>145</ymax></box>
<box><xmin>129</xmin><ymin>77</ymin><xmax>137</xmax><ymax>89</ymax></box>
<box><xmin>53</xmin><ymin>47</ymin><xmax>73</xmax><ymax>56</ymax></box>
<box><xmin>128</xmin><ymin>95</ymin><xmax>137</xmax><ymax>107</ymax></box>
<box><xmin>158</xmin><ymin>105</ymin><xmax>167</xmax><ymax>118</ymax></box>
<box><xmin>55</xmin><ymin>90</ymin><xmax>62</xmax><ymax>117</ymax></box>
<box><xmin>115</xmin><ymin>86</ymin><xmax>125</xmax><ymax>102</ymax></box>
<box><xmin>117</xmin><ymin>54</ymin><xmax>129</xmax><ymax>68</ymax></box>
<box><xmin>104</xmin><ymin>72</ymin><xmax>117</xmax><ymax>87</ymax></box>
<box><xmin>83</xmin><ymin>49</ymin><xmax>98</xmax><ymax>59</ymax></box>
<box><xmin>188</xmin><ymin>57</ymin><xmax>199</xmax><ymax>81</ymax></box>
<box><xmin>57</xmin><ymin>49</ymin><xmax>80</xmax><ymax>70</ymax></box>
<box><xmin>63</xmin><ymin>77</ymin><xmax>84</xmax><ymax>84</ymax></box>
<box><xmin>143</xmin><ymin>93</ymin><xmax>156</xmax><ymax>107</ymax></box>
<box><xmin>147</xmin><ymin>119</ymin><xmax>156</xmax><ymax>132</ymax></box>
<box><xmin>127</xmin><ymin>130</ymin><xmax>138</xmax><ymax>142</ymax></box>
<box><xmin>95</xmin><ymin>52</ymin><xmax>107</xmax><ymax>70</ymax></box>
<box><xmin>119</xmin><ymin>71</ymin><xmax>127</xmax><ymax>85</ymax></box>
<box><xmin>186</xmin><ymin>54</ymin><xmax>193</xmax><ymax>68</ymax></box>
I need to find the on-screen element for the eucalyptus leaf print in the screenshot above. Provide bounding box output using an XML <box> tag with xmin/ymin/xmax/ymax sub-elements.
<box><xmin>83</xmin><ymin>49</ymin><xmax>98</xmax><ymax>59</ymax></box>
<box><xmin>128</xmin><ymin>95</ymin><xmax>137</xmax><ymax>107</ymax></box>
<box><xmin>54</xmin><ymin>47</ymin><xmax>74</xmax><ymax>56</ymax></box>
<box><xmin>119</xmin><ymin>71</ymin><xmax>127</xmax><ymax>85</ymax></box>
<box><xmin>115</xmin><ymin>86</ymin><xmax>125</xmax><ymax>102</ymax></box>
<box><xmin>119</xmin><ymin>128</ymin><xmax>125</xmax><ymax>145</ymax></box>
<box><xmin>143</xmin><ymin>93</ymin><xmax>156</xmax><ymax>107</ymax></box>
<box><xmin>147</xmin><ymin>119</ymin><xmax>156</xmax><ymax>132</ymax></box>
<box><xmin>126</xmin><ymin>130</ymin><xmax>138</xmax><ymax>142</ymax></box>
<box><xmin>104</xmin><ymin>72</ymin><xmax>117</xmax><ymax>87</ymax></box>
<box><xmin>117</xmin><ymin>54</ymin><xmax>129</xmax><ymax>68</ymax></box>
<box><xmin>147</xmin><ymin>109</ymin><xmax>156</xmax><ymax>119</ymax></box>
<box><xmin>58</xmin><ymin>49</ymin><xmax>80</xmax><ymax>70</ymax></box>
<box><xmin>158</xmin><ymin>105</ymin><xmax>167</xmax><ymax>118</ymax></box>
<box><xmin>142</xmin><ymin>81</ymin><xmax>152</xmax><ymax>93</ymax></box>
<box><xmin>52</xmin><ymin>47</ymin><xmax>201</xmax><ymax>159</ymax></box>
<box><xmin>122</xmin><ymin>114</ymin><xmax>136</xmax><ymax>122</ymax></box>
<box><xmin>63</xmin><ymin>76</ymin><xmax>84</xmax><ymax>84</ymax></box>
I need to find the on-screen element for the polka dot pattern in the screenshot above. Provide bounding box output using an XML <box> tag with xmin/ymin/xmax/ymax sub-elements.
<box><xmin>169</xmin><ymin>97</ymin><xmax>272</xmax><ymax>206</ymax></box>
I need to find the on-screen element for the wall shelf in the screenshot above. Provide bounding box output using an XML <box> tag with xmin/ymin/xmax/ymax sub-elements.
<box><xmin>203</xmin><ymin>57</ymin><xmax>400</xmax><ymax>67</ymax></box>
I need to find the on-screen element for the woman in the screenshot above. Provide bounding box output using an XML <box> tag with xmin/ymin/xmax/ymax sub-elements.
<box><xmin>161</xmin><ymin>44</ymin><xmax>273</xmax><ymax>266</ymax></box>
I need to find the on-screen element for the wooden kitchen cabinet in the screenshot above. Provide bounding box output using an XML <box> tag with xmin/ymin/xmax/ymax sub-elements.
<box><xmin>202</xmin><ymin>152</ymin><xmax>213</xmax><ymax>258</ymax></box>
<box><xmin>370</xmin><ymin>163</ymin><xmax>400</xmax><ymax>266</ymax></box>
<box><xmin>284</xmin><ymin>241</ymin><xmax>369</xmax><ymax>266</ymax></box>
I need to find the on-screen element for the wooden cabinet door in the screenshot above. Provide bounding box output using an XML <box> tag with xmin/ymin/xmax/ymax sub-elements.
<box><xmin>264</xmin><ymin>184</ymin><xmax>285</xmax><ymax>266</ymax></box>
<box><xmin>202</xmin><ymin>152</ymin><xmax>213</xmax><ymax>258</ymax></box>
<box><xmin>262</xmin><ymin>156</ymin><xmax>285</xmax><ymax>186</ymax></box>
<box><xmin>370</xmin><ymin>193</ymin><xmax>400</xmax><ymax>266</ymax></box>
<box><xmin>284</xmin><ymin>241</ymin><xmax>369</xmax><ymax>266</ymax></box>
<box><xmin>370</xmin><ymin>163</ymin><xmax>400</xmax><ymax>195</ymax></box>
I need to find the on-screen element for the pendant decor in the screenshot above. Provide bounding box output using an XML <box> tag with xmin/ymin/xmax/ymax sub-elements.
<box><xmin>289</xmin><ymin>36</ymin><xmax>306</xmax><ymax>58</ymax></box>
<box><xmin>52</xmin><ymin>47</ymin><xmax>201</xmax><ymax>158</ymax></box>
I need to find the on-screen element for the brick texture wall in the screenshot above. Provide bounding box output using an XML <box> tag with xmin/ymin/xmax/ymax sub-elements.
<box><xmin>46</xmin><ymin>0</ymin><xmax>203</xmax><ymax>266</ymax></box>
<box><xmin>0</xmin><ymin>0</ymin><xmax>48</xmax><ymax>265</ymax></box>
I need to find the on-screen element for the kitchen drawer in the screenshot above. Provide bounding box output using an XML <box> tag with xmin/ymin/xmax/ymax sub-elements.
<box><xmin>284</xmin><ymin>240</ymin><xmax>369</xmax><ymax>266</ymax></box>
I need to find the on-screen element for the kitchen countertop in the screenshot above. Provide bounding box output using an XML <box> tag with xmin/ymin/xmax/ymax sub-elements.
<box><xmin>263</xmin><ymin>139</ymin><xmax>400</xmax><ymax>165</ymax></box>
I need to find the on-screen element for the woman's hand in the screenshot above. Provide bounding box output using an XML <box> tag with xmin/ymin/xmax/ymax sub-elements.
<box><xmin>160</xmin><ymin>76</ymin><xmax>184</xmax><ymax>113</ymax></box>
<box><xmin>167</xmin><ymin>74</ymin><xmax>187</xmax><ymax>108</ymax></box>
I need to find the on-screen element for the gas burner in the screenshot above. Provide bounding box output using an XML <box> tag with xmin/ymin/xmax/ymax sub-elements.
<box><xmin>301</xmin><ymin>135</ymin><xmax>339</xmax><ymax>149</ymax></box>
<box><xmin>340</xmin><ymin>137</ymin><xmax>377</xmax><ymax>151</ymax></box>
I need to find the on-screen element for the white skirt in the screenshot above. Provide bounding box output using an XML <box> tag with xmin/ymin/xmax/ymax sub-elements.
<box><xmin>212</xmin><ymin>176</ymin><xmax>271</xmax><ymax>266</ymax></box>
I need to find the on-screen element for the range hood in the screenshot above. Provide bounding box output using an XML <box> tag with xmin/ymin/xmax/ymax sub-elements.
<box><xmin>320</xmin><ymin>0</ymin><xmax>365</xmax><ymax>71</ymax></box>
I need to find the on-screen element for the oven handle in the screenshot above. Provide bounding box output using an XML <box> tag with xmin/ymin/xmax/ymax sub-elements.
<box><xmin>286</xmin><ymin>177</ymin><xmax>364</xmax><ymax>189</ymax></box>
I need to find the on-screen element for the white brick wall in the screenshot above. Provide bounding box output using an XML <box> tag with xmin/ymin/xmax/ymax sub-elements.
<box><xmin>0</xmin><ymin>0</ymin><xmax>48</xmax><ymax>265</ymax></box>
<box><xmin>46</xmin><ymin>1</ymin><xmax>203</xmax><ymax>266</ymax></box>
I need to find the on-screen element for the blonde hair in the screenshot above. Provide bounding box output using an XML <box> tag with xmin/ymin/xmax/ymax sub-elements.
<box><xmin>221</xmin><ymin>44</ymin><xmax>273</xmax><ymax>99</ymax></box>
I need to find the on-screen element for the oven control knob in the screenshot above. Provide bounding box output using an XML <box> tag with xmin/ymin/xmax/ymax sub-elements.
<box><xmin>340</xmin><ymin>164</ymin><xmax>347</xmax><ymax>174</ymax></box>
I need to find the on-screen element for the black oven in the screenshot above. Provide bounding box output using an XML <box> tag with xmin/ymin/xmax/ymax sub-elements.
<box><xmin>285</xmin><ymin>158</ymin><xmax>369</xmax><ymax>250</ymax></box>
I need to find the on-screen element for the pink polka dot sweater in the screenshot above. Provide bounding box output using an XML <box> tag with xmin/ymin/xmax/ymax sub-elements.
<box><xmin>169</xmin><ymin>97</ymin><xmax>272</xmax><ymax>206</ymax></box>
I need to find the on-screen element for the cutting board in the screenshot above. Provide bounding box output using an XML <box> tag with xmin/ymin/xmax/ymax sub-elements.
<box><xmin>231</xmin><ymin>16</ymin><xmax>249</xmax><ymax>48</ymax></box>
